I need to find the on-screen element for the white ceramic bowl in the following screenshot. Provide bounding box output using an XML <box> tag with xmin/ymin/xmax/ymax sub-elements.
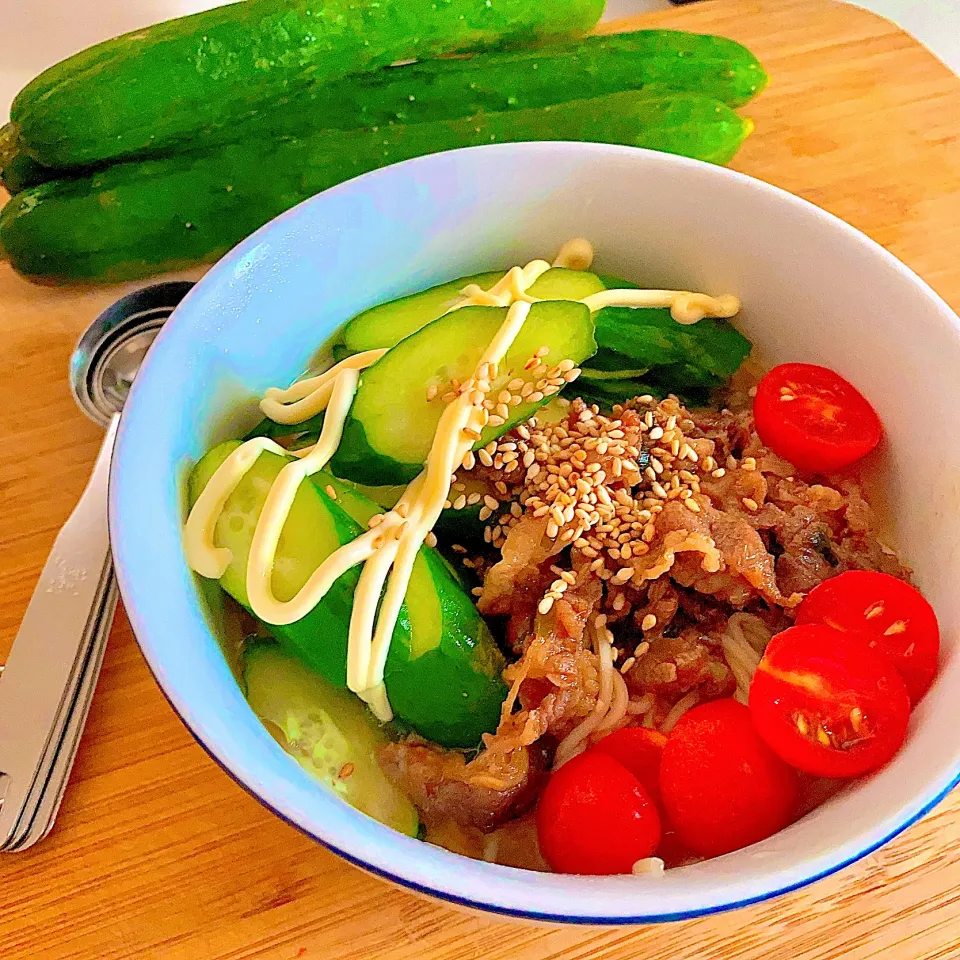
<box><xmin>110</xmin><ymin>142</ymin><xmax>960</xmax><ymax>923</ymax></box>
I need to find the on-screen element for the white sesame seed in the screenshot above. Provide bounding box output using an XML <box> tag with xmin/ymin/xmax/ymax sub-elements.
<box><xmin>538</xmin><ymin>596</ymin><xmax>555</xmax><ymax>615</ymax></box>
<box><xmin>864</xmin><ymin>602</ymin><xmax>885</xmax><ymax>620</ymax></box>
<box><xmin>641</xmin><ymin>614</ymin><xmax>657</xmax><ymax>632</ymax></box>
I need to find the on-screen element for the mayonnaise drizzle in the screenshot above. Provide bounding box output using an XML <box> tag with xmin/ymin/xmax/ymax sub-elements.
<box><xmin>184</xmin><ymin>238</ymin><xmax>742</xmax><ymax>722</ymax></box>
<box><xmin>453</xmin><ymin>260</ymin><xmax>551</xmax><ymax>309</ymax></box>
<box><xmin>245</xmin><ymin>368</ymin><xmax>360</xmax><ymax>625</ymax></box>
<box><xmin>183</xmin><ymin>436</ymin><xmax>288</xmax><ymax>579</ymax></box>
<box><xmin>260</xmin><ymin>348</ymin><xmax>386</xmax><ymax>424</ymax></box>
<box><xmin>553</xmin><ymin>237</ymin><xmax>595</xmax><ymax>270</ymax></box>
<box><xmin>581</xmin><ymin>288</ymin><xmax>741</xmax><ymax>325</ymax></box>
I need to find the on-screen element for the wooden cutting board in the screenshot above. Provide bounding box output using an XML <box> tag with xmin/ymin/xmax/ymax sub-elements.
<box><xmin>2</xmin><ymin>1</ymin><xmax>960</xmax><ymax>957</ymax></box>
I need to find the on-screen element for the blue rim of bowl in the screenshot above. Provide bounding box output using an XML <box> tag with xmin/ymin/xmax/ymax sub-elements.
<box><xmin>109</xmin><ymin>141</ymin><xmax>960</xmax><ymax>924</ymax></box>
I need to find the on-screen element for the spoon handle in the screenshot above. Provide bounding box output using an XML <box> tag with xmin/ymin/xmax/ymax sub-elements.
<box><xmin>0</xmin><ymin>414</ymin><xmax>118</xmax><ymax>849</ymax></box>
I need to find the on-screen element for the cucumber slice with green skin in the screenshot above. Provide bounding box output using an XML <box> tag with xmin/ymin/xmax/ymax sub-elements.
<box><xmin>342</xmin><ymin>267</ymin><xmax>604</xmax><ymax>354</ymax></box>
<box><xmin>434</xmin><ymin>473</ymin><xmax>504</xmax><ymax>545</ymax></box>
<box><xmin>189</xmin><ymin>442</ymin><xmax>507</xmax><ymax>747</ymax></box>
<box><xmin>341</xmin><ymin>271</ymin><xmax>505</xmax><ymax>353</ymax></box>
<box><xmin>528</xmin><ymin>267</ymin><xmax>606</xmax><ymax>301</ymax></box>
<box><xmin>330</xmin><ymin>300</ymin><xmax>596</xmax><ymax>486</ymax></box>
<box><xmin>243</xmin><ymin>641</ymin><xmax>419</xmax><ymax>837</ymax></box>
<box><xmin>243</xmin><ymin>411</ymin><xmax>325</xmax><ymax>443</ymax></box>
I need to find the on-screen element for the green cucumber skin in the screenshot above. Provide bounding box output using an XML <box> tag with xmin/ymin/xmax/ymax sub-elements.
<box><xmin>1</xmin><ymin>93</ymin><xmax>752</xmax><ymax>282</ymax></box>
<box><xmin>243</xmin><ymin>31</ymin><xmax>766</xmax><ymax>143</ymax></box>
<box><xmin>8</xmin><ymin>29</ymin><xmax>763</xmax><ymax>180</ymax></box>
<box><xmin>190</xmin><ymin>442</ymin><xmax>505</xmax><ymax>747</ymax></box>
<box><xmin>1</xmin><ymin>150</ymin><xmax>54</xmax><ymax>194</ymax></box>
<box><xmin>329</xmin><ymin>301</ymin><xmax>596</xmax><ymax>486</ymax></box>
<box><xmin>12</xmin><ymin>0</ymin><xmax>604</xmax><ymax>169</ymax></box>
<box><xmin>342</xmin><ymin>267</ymin><xmax>601</xmax><ymax>354</ymax></box>
<box><xmin>342</xmin><ymin>271</ymin><xmax>506</xmax><ymax>353</ymax></box>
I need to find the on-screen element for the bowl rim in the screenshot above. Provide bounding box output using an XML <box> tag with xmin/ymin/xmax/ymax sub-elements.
<box><xmin>110</xmin><ymin>141</ymin><xmax>960</xmax><ymax>924</ymax></box>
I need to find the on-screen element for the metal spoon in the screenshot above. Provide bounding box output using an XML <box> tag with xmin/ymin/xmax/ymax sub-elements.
<box><xmin>0</xmin><ymin>281</ymin><xmax>194</xmax><ymax>851</ymax></box>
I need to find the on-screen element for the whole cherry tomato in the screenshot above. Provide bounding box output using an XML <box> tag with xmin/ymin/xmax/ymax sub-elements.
<box><xmin>660</xmin><ymin>699</ymin><xmax>798</xmax><ymax>858</ymax></box>
<box><xmin>536</xmin><ymin>751</ymin><xmax>661</xmax><ymax>875</ymax></box>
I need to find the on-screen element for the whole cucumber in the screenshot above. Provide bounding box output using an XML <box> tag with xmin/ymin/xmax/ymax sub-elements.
<box><xmin>1</xmin><ymin>148</ymin><xmax>52</xmax><ymax>195</ymax></box>
<box><xmin>0</xmin><ymin>92</ymin><xmax>753</xmax><ymax>282</ymax></box>
<box><xmin>8</xmin><ymin>31</ymin><xmax>766</xmax><ymax>188</ymax></box>
<box><xmin>12</xmin><ymin>0</ymin><xmax>604</xmax><ymax>169</ymax></box>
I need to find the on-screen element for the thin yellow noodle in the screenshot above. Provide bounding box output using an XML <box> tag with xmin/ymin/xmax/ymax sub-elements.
<box><xmin>722</xmin><ymin>612</ymin><xmax>772</xmax><ymax>704</ymax></box>
<box><xmin>626</xmin><ymin>693</ymin><xmax>655</xmax><ymax>716</ymax></box>
<box><xmin>596</xmin><ymin>670</ymin><xmax>629</xmax><ymax>735</ymax></box>
<box><xmin>554</xmin><ymin>622</ymin><xmax>614</xmax><ymax>767</ymax></box>
<box><xmin>660</xmin><ymin>690</ymin><xmax>700</xmax><ymax>734</ymax></box>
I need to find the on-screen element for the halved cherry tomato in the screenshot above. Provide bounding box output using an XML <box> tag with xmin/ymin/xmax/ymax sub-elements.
<box><xmin>590</xmin><ymin>727</ymin><xmax>667</xmax><ymax>806</ymax></box>
<box><xmin>659</xmin><ymin>699</ymin><xmax>798</xmax><ymax>858</ymax></box>
<box><xmin>536</xmin><ymin>751</ymin><xmax>661</xmax><ymax>875</ymax></box>
<box><xmin>753</xmin><ymin>363</ymin><xmax>882</xmax><ymax>473</ymax></box>
<box><xmin>797</xmin><ymin>570</ymin><xmax>939</xmax><ymax>704</ymax></box>
<box><xmin>750</xmin><ymin>624</ymin><xmax>910</xmax><ymax>778</ymax></box>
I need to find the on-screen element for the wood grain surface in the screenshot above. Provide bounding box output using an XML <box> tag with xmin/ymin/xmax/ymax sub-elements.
<box><xmin>2</xmin><ymin>1</ymin><xmax>960</xmax><ymax>957</ymax></box>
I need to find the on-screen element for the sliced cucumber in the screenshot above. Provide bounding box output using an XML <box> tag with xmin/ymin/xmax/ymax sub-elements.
<box><xmin>434</xmin><ymin>472</ymin><xmax>503</xmax><ymax>544</ymax></box>
<box><xmin>340</xmin><ymin>267</ymin><xmax>604</xmax><ymax>354</ymax></box>
<box><xmin>341</xmin><ymin>270</ymin><xmax>505</xmax><ymax>353</ymax></box>
<box><xmin>243</xmin><ymin>641</ymin><xmax>419</xmax><ymax>836</ymax></box>
<box><xmin>189</xmin><ymin>442</ymin><xmax>507</xmax><ymax>747</ymax></box>
<box><xmin>330</xmin><ymin>299</ymin><xmax>596</xmax><ymax>485</ymax></box>
<box><xmin>527</xmin><ymin>267</ymin><xmax>606</xmax><ymax>301</ymax></box>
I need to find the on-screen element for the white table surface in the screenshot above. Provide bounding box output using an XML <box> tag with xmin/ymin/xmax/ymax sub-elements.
<box><xmin>1</xmin><ymin>0</ymin><xmax>958</xmax><ymax>123</ymax></box>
